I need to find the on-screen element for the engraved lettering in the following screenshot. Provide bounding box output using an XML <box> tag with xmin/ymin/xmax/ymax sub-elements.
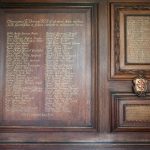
<box><xmin>4</xmin><ymin>13</ymin><xmax>91</xmax><ymax>126</ymax></box>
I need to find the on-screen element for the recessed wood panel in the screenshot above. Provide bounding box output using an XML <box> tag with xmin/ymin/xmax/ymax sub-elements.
<box><xmin>126</xmin><ymin>15</ymin><xmax>150</xmax><ymax>64</ymax></box>
<box><xmin>110</xmin><ymin>3</ymin><xmax>150</xmax><ymax>80</ymax></box>
<box><xmin>112</xmin><ymin>93</ymin><xmax>150</xmax><ymax>132</ymax></box>
<box><xmin>125</xmin><ymin>105</ymin><xmax>150</xmax><ymax>122</ymax></box>
<box><xmin>0</xmin><ymin>6</ymin><xmax>97</xmax><ymax>131</ymax></box>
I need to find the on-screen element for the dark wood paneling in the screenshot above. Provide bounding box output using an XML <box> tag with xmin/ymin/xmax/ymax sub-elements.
<box><xmin>112</xmin><ymin>93</ymin><xmax>150</xmax><ymax>132</ymax></box>
<box><xmin>0</xmin><ymin>0</ymin><xmax>150</xmax><ymax>150</ymax></box>
<box><xmin>110</xmin><ymin>2</ymin><xmax>150</xmax><ymax>80</ymax></box>
<box><xmin>0</xmin><ymin>3</ymin><xmax>98</xmax><ymax>132</ymax></box>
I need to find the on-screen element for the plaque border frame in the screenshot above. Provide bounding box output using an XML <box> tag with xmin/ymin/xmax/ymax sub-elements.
<box><xmin>110</xmin><ymin>3</ymin><xmax>150</xmax><ymax>80</ymax></box>
<box><xmin>111</xmin><ymin>93</ymin><xmax>150</xmax><ymax>132</ymax></box>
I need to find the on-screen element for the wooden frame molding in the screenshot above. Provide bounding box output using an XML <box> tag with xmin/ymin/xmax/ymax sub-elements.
<box><xmin>110</xmin><ymin>2</ymin><xmax>150</xmax><ymax>80</ymax></box>
<box><xmin>112</xmin><ymin>93</ymin><xmax>150</xmax><ymax>132</ymax></box>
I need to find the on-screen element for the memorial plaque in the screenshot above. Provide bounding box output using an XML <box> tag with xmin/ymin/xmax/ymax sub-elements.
<box><xmin>126</xmin><ymin>16</ymin><xmax>150</xmax><ymax>64</ymax></box>
<box><xmin>125</xmin><ymin>105</ymin><xmax>150</xmax><ymax>122</ymax></box>
<box><xmin>1</xmin><ymin>9</ymin><xmax>92</xmax><ymax>127</ymax></box>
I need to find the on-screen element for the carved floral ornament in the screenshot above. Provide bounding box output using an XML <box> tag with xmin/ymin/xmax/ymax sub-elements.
<box><xmin>133</xmin><ymin>74</ymin><xmax>148</xmax><ymax>97</ymax></box>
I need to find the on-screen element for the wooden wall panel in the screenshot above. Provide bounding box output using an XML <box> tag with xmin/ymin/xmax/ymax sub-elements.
<box><xmin>110</xmin><ymin>2</ymin><xmax>150</xmax><ymax>80</ymax></box>
<box><xmin>1</xmin><ymin>0</ymin><xmax>150</xmax><ymax>150</ymax></box>
<box><xmin>125</xmin><ymin>105</ymin><xmax>150</xmax><ymax>122</ymax></box>
<box><xmin>0</xmin><ymin>4</ymin><xmax>98</xmax><ymax>132</ymax></box>
<box><xmin>112</xmin><ymin>93</ymin><xmax>150</xmax><ymax>132</ymax></box>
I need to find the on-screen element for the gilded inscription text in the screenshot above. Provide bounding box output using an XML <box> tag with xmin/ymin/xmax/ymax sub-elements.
<box><xmin>3</xmin><ymin>12</ymin><xmax>91</xmax><ymax>126</ymax></box>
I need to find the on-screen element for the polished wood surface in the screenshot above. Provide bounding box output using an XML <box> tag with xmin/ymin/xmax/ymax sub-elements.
<box><xmin>1</xmin><ymin>7</ymin><xmax>95</xmax><ymax>130</ymax></box>
<box><xmin>110</xmin><ymin>2</ymin><xmax>150</xmax><ymax>79</ymax></box>
<box><xmin>112</xmin><ymin>93</ymin><xmax>150</xmax><ymax>131</ymax></box>
<box><xmin>0</xmin><ymin>0</ymin><xmax>150</xmax><ymax>150</ymax></box>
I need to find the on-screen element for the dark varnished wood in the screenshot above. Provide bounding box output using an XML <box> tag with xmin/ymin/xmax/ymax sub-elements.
<box><xmin>0</xmin><ymin>3</ymin><xmax>98</xmax><ymax>132</ymax></box>
<box><xmin>1</xmin><ymin>0</ymin><xmax>150</xmax><ymax>150</ymax></box>
<box><xmin>110</xmin><ymin>2</ymin><xmax>150</xmax><ymax>80</ymax></box>
<box><xmin>112</xmin><ymin>93</ymin><xmax>150</xmax><ymax>132</ymax></box>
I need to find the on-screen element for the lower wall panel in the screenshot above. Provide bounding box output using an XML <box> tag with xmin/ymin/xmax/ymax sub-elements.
<box><xmin>112</xmin><ymin>93</ymin><xmax>150</xmax><ymax>132</ymax></box>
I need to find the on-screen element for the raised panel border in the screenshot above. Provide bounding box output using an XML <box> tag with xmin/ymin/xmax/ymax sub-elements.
<box><xmin>110</xmin><ymin>2</ymin><xmax>150</xmax><ymax>80</ymax></box>
<box><xmin>0</xmin><ymin>2</ymin><xmax>98</xmax><ymax>132</ymax></box>
<box><xmin>112</xmin><ymin>93</ymin><xmax>150</xmax><ymax>132</ymax></box>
